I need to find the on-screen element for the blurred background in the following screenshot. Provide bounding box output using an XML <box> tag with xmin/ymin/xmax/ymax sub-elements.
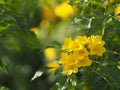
<box><xmin>0</xmin><ymin>0</ymin><xmax>76</xmax><ymax>90</ymax></box>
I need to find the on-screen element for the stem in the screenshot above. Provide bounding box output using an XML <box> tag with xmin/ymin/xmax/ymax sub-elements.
<box><xmin>92</xmin><ymin>71</ymin><xmax>114</xmax><ymax>89</ymax></box>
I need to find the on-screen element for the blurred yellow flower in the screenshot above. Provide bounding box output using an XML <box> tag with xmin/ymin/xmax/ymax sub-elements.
<box><xmin>88</xmin><ymin>35</ymin><xmax>106</xmax><ymax>56</ymax></box>
<box><xmin>30</xmin><ymin>27</ymin><xmax>40</xmax><ymax>38</ymax></box>
<box><xmin>117</xmin><ymin>61</ymin><xmax>120</xmax><ymax>70</ymax></box>
<box><xmin>82</xmin><ymin>86</ymin><xmax>88</xmax><ymax>90</ymax></box>
<box><xmin>104</xmin><ymin>0</ymin><xmax>115</xmax><ymax>7</ymax></box>
<box><xmin>54</xmin><ymin>2</ymin><xmax>74</xmax><ymax>19</ymax></box>
<box><xmin>117</xmin><ymin>66</ymin><xmax>120</xmax><ymax>70</ymax></box>
<box><xmin>41</xmin><ymin>6</ymin><xmax>55</xmax><ymax>20</ymax></box>
<box><xmin>114</xmin><ymin>5</ymin><xmax>120</xmax><ymax>19</ymax></box>
<box><xmin>44</xmin><ymin>48</ymin><xmax>56</xmax><ymax>61</ymax></box>
<box><xmin>47</xmin><ymin>61</ymin><xmax>60</xmax><ymax>74</ymax></box>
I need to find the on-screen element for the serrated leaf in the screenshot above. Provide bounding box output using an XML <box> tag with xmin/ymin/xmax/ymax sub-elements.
<box><xmin>31</xmin><ymin>70</ymin><xmax>43</xmax><ymax>81</ymax></box>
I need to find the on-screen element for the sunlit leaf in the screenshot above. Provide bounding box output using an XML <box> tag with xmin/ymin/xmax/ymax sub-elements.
<box><xmin>31</xmin><ymin>70</ymin><xmax>43</xmax><ymax>81</ymax></box>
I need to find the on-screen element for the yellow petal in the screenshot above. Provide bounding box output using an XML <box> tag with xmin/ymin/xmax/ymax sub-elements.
<box><xmin>114</xmin><ymin>5</ymin><xmax>120</xmax><ymax>19</ymax></box>
<box><xmin>48</xmin><ymin>68</ymin><xmax>58</xmax><ymax>74</ymax></box>
<box><xmin>75</xmin><ymin>36</ymin><xmax>88</xmax><ymax>46</ymax></box>
<box><xmin>30</xmin><ymin>27</ymin><xmax>40</xmax><ymax>37</ymax></box>
<box><xmin>117</xmin><ymin>65</ymin><xmax>120</xmax><ymax>70</ymax></box>
<box><xmin>54</xmin><ymin>2</ymin><xmax>74</xmax><ymax>19</ymax></box>
<box><xmin>47</xmin><ymin>61</ymin><xmax>60</xmax><ymax>68</ymax></box>
<box><xmin>62</xmin><ymin>37</ymin><xmax>73</xmax><ymax>50</ymax></box>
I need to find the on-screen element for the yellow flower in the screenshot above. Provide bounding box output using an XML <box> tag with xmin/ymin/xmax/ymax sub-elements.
<box><xmin>117</xmin><ymin>61</ymin><xmax>120</xmax><ymax>70</ymax></box>
<box><xmin>114</xmin><ymin>5</ymin><xmax>120</xmax><ymax>19</ymax></box>
<box><xmin>63</xmin><ymin>63</ymin><xmax>78</xmax><ymax>76</ymax></box>
<box><xmin>41</xmin><ymin>6</ymin><xmax>55</xmax><ymax>20</ymax></box>
<box><xmin>60</xmin><ymin>36</ymin><xmax>94</xmax><ymax>75</ymax></box>
<box><xmin>104</xmin><ymin>0</ymin><xmax>115</xmax><ymax>7</ymax></box>
<box><xmin>62</xmin><ymin>37</ymin><xmax>79</xmax><ymax>51</ymax></box>
<box><xmin>54</xmin><ymin>2</ymin><xmax>74</xmax><ymax>19</ymax></box>
<box><xmin>75</xmin><ymin>36</ymin><xmax>88</xmax><ymax>46</ymax></box>
<box><xmin>30</xmin><ymin>27</ymin><xmax>40</xmax><ymax>38</ymax></box>
<box><xmin>60</xmin><ymin>52</ymin><xmax>78</xmax><ymax>75</ymax></box>
<box><xmin>77</xmin><ymin>57</ymin><xmax>92</xmax><ymax>68</ymax></box>
<box><xmin>60</xmin><ymin>53</ymin><xmax>78</xmax><ymax>75</ymax></box>
<box><xmin>60</xmin><ymin>50</ymin><xmax>92</xmax><ymax>75</ymax></box>
<box><xmin>60</xmin><ymin>52</ymin><xmax>69</xmax><ymax>64</ymax></box>
<box><xmin>44</xmin><ymin>48</ymin><xmax>56</xmax><ymax>61</ymax></box>
<box><xmin>88</xmin><ymin>35</ymin><xmax>106</xmax><ymax>56</ymax></box>
<box><xmin>47</xmin><ymin>61</ymin><xmax>60</xmax><ymax>74</ymax></box>
<box><xmin>117</xmin><ymin>66</ymin><xmax>120</xmax><ymax>70</ymax></box>
<box><xmin>73</xmin><ymin>45</ymin><xmax>88</xmax><ymax>60</ymax></box>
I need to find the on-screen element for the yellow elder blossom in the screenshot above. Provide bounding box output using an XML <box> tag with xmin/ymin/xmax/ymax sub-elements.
<box><xmin>60</xmin><ymin>46</ymin><xmax>92</xmax><ymax>75</ymax></box>
<box><xmin>60</xmin><ymin>53</ymin><xmax>78</xmax><ymax>75</ymax></box>
<box><xmin>54</xmin><ymin>2</ymin><xmax>74</xmax><ymax>19</ymax></box>
<box><xmin>114</xmin><ymin>5</ymin><xmax>120</xmax><ymax>19</ymax></box>
<box><xmin>47</xmin><ymin>35</ymin><xmax>106</xmax><ymax>76</ymax></box>
<box><xmin>75</xmin><ymin>36</ymin><xmax>88</xmax><ymax>46</ymax></box>
<box><xmin>62</xmin><ymin>37</ymin><xmax>79</xmax><ymax>51</ymax></box>
<box><xmin>47</xmin><ymin>61</ymin><xmax>60</xmax><ymax>74</ymax></box>
<box><xmin>72</xmin><ymin>45</ymin><xmax>88</xmax><ymax>60</ymax></box>
<box><xmin>59</xmin><ymin>35</ymin><xmax>105</xmax><ymax>75</ymax></box>
<box><xmin>44</xmin><ymin>48</ymin><xmax>56</xmax><ymax>61</ymax></box>
<box><xmin>88</xmin><ymin>35</ymin><xmax>106</xmax><ymax>56</ymax></box>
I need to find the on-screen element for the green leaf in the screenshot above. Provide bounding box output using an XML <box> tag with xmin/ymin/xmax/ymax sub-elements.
<box><xmin>52</xmin><ymin>41</ymin><xmax>62</xmax><ymax>48</ymax></box>
<box><xmin>0</xmin><ymin>86</ymin><xmax>10</xmax><ymax>90</ymax></box>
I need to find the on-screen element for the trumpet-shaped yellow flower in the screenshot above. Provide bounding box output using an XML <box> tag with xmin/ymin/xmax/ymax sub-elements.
<box><xmin>77</xmin><ymin>57</ymin><xmax>92</xmax><ymax>68</ymax></box>
<box><xmin>60</xmin><ymin>46</ymin><xmax>92</xmax><ymax>75</ymax></box>
<box><xmin>47</xmin><ymin>61</ymin><xmax>60</xmax><ymax>74</ymax></box>
<box><xmin>60</xmin><ymin>53</ymin><xmax>78</xmax><ymax>75</ymax></box>
<box><xmin>88</xmin><ymin>35</ymin><xmax>106</xmax><ymax>56</ymax></box>
<box><xmin>54</xmin><ymin>2</ymin><xmax>74</xmax><ymax>19</ymax></box>
<box><xmin>63</xmin><ymin>63</ymin><xmax>78</xmax><ymax>76</ymax></box>
<box><xmin>44</xmin><ymin>48</ymin><xmax>56</xmax><ymax>61</ymax></box>
<box><xmin>52</xmin><ymin>35</ymin><xmax>106</xmax><ymax>76</ymax></box>
<box><xmin>75</xmin><ymin>36</ymin><xmax>88</xmax><ymax>46</ymax></box>
<box><xmin>73</xmin><ymin>46</ymin><xmax>88</xmax><ymax>60</ymax></box>
<box><xmin>62</xmin><ymin>37</ymin><xmax>79</xmax><ymax>51</ymax></box>
<box><xmin>114</xmin><ymin>5</ymin><xmax>120</xmax><ymax>19</ymax></box>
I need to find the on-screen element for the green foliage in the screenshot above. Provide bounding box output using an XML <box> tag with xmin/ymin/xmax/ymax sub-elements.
<box><xmin>39</xmin><ymin>0</ymin><xmax>120</xmax><ymax>90</ymax></box>
<box><xmin>1</xmin><ymin>0</ymin><xmax>120</xmax><ymax>90</ymax></box>
<box><xmin>0</xmin><ymin>86</ymin><xmax>10</xmax><ymax>90</ymax></box>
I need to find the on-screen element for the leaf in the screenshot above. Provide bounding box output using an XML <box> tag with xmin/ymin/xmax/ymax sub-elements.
<box><xmin>0</xmin><ymin>86</ymin><xmax>10</xmax><ymax>90</ymax></box>
<box><xmin>31</xmin><ymin>70</ymin><xmax>43</xmax><ymax>81</ymax></box>
<box><xmin>52</xmin><ymin>41</ymin><xmax>62</xmax><ymax>48</ymax></box>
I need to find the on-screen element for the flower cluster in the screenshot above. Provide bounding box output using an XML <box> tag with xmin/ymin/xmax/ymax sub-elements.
<box><xmin>60</xmin><ymin>35</ymin><xmax>106</xmax><ymax>75</ymax></box>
